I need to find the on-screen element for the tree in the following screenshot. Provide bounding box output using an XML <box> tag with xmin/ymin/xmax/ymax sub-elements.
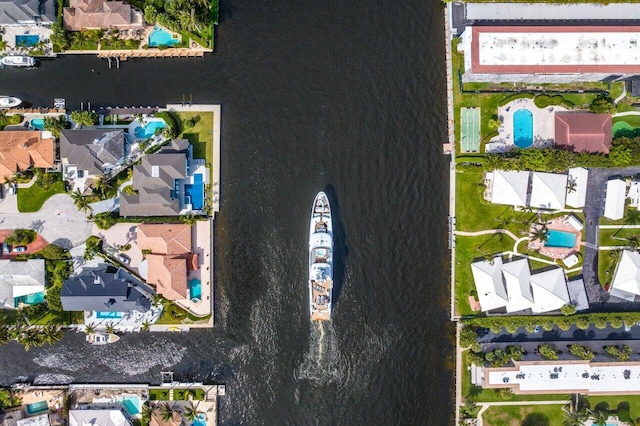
<box><xmin>141</xmin><ymin>404</ymin><xmax>154</xmax><ymax>424</ymax></box>
<box><xmin>41</xmin><ymin>325</ymin><xmax>62</xmax><ymax>345</ymax></box>
<box><xmin>590</xmin><ymin>409</ymin><xmax>608</xmax><ymax>426</ymax></box>
<box><xmin>16</xmin><ymin>327</ymin><xmax>45</xmax><ymax>351</ymax></box>
<box><xmin>5</xmin><ymin>229</ymin><xmax>36</xmax><ymax>246</ymax></box>
<box><xmin>84</xmin><ymin>236</ymin><xmax>103</xmax><ymax>260</ymax></box>
<box><xmin>71</xmin><ymin>189</ymin><xmax>93</xmax><ymax>214</ymax></box>
<box><xmin>141</xmin><ymin>321</ymin><xmax>151</xmax><ymax>332</ymax></box>
<box><xmin>43</xmin><ymin>115</ymin><xmax>67</xmax><ymax>138</ymax></box>
<box><xmin>590</xmin><ymin>94</ymin><xmax>616</xmax><ymax>114</ymax></box>
<box><xmin>561</xmin><ymin>304</ymin><xmax>577</xmax><ymax>316</ymax></box>
<box><xmin>70</xmin><ymin>110</ymin><xmax>98</xmax><ymax>128</ymax></box>
<box><xmin>159</xmin><ymin>402</ymin><xmax>175</xmax><ymax>422</ymax></box>
<box><xmin>51</xmin><ymin>22</ymin><xmax>70</xmax><ymax>51</ymax></box>
<box><xmin>93</xmin><ymin>212</ymin><xmax>117</xmax><ymax>230</ymax></box>
<box><xmin>627</xmin><ymin>234</ymin><xmax>640</xmax><ymax>251</ymax></box>
<box><xmin>84</xmin><ymin>323</ymin><xmax>96</xmax><ymax>334</ymax></box>
<box><xmin>538</xmin><ymin>344</ymin><xmax>559</xmax><ymax>360</ymax></box>
<box><xmin>182</xmin><ymin>401</ymin><xmax>198</xmax><ymax>422</ymax></box>
<box><xmin>530</xmin><ymin>225</ymin><xmax>549</xmax><ymax>245</ymax></box>
<box><xmin>93</xmin><ymin>177</ymin><xmax>115</xmax><ymax>199</ymax></box>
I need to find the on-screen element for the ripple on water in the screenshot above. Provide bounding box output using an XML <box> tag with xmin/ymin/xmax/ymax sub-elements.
<box><xmin>33</xmin><ymin>374</ymin><xmax>75</xmax><ymax>385</ymax></box>
<box><xmin>296</xmin><ymin>321</ymin><xmax>347</xmax><ymax>386</ymax></box>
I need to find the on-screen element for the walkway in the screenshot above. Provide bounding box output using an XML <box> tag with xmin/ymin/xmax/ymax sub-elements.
<box><xmin>454</xmin><ymin>229</ymin><xmax>518</xmax><ymax>241</ymax></box>
<box><xmin>614</xmin><ymin>83</ymin><xmax>627</xmax><ymax>105</ymax></box>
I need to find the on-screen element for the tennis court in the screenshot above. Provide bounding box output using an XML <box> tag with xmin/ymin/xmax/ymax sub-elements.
<box><xmin>460</xmin><ymin>107</ymin><xmax>481</xmax><ymax>153</ymax></box>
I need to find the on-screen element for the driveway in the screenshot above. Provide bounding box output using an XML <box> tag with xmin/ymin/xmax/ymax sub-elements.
<box><xmin>0</xmin><ymin>194</ymin><xmax>92</xmax><ymax>249</ymax></box>
<box><xmin>91</xmin><ymin>223</ymin><xmax>143</xmax><ymax>272</ymax></box>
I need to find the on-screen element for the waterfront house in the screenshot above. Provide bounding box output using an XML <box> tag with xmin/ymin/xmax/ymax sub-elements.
<box><xmin>604</xmin><ymin>178</ymin><xmax>626</xmax><ymax>221</ymax></box>
<box><xmin>60</xmin><ymin>267</ymin><xmax>154</xmax><ymax>313</ymax></box>
<box><xmin>136</xmin><ymin>223</ymin><xmax>198</xmax><ymax>302</ymax></box>
<box><xmin>63</xmin><ymin>0</ymin><xmax>144</xmax><ymax>32</ymax></box>
<box><xmin>120</xmin><ymin>139</ymin><xmax>209</xmax><ymax>217</ymax></box>
<box><xmin>610</xmin><ymin>250</ymin><xmax>640</xmax><ymax>302</ymax></box>
<box><xmin>483</xmin><ymin>170</ymin><xmax>529</xmax><ymax>207</ymax></box>
<box><xmin>69</xmin><ymin>410</ymin><xmax>131</xmax><ymax>426</ymax></box>
<box><xmin>471</xmin><ymin>257</ymin><xmax>570</xmax><ymax>314</ymax></box>
<box><xmin>554</xmin><ymin>112</ymin><xmax>612</xmax><ymax>154</ymax></box>
<box><xmin>0</xmin><ymin>259</ymin><xmax>45</xmax><ymax>310</ymax></box>
<box><xmin>59</xmin><ymin>129</ymin><xmax>126</xmax><ymax>193</ymax></box>
<box><xmin>565</xmin><ymin>167</ymin><xmax>589</xmax><ymax>209</ymax></box>
<box><xmin>0</xmin><ymin>131</ymin><xmax>55</xmax><ymax>181</ymax></box>
<box><xmin>529</xmin><ymin>172</ymin><xmax>567</xmax><ymax>211</ymax></box>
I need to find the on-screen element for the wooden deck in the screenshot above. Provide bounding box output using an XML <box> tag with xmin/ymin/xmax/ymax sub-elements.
<box><xmin>310</xmin><ymin>278</ymin><xmax>332</xmax><ymax>321</ymax></box>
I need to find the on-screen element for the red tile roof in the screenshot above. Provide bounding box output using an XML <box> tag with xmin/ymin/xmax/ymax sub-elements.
<box><xmin>0</xmin><ymin>131</ymin><xmax>55</xmax><ymax>180</ymax></box>
<box><xmin>554</xmin><ymin>112</ymin><xmax>612</xmax><ymax>154</ymax></box>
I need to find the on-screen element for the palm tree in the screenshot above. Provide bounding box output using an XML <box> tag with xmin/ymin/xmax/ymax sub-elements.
<box><xmin>93</xmin><ymin>177</ymin><xmax>114</xmax><ymax>199</ymax></box>
<box><xmin>566</xmin><ymin>178</ymin><xmax>578</xmax><ymax>194</ymax></box>
<box><xmin>71</xmin><ymin>189</ymin><xmax>93</xmax><ymax>214</ymax></box>
<box><xmin>84</xmin><ymin>323</ymin><xmax>96</xmax><ymax>334</ymax></box>
<box><xmin>105</xmin><ymin>323</ymin><xmax>116</xmax><ymax>334</ymax></box>
<box><xmin>627</xmin><ymin>234</ymin><xmax>640</xmax><ymax>251</ymax></box>
<box><xmin>41</xmin><ymin>325</ymin><xmax>62</xmax><ymax>345</ymax></box>
<box><xmin>159</xmin><ymin>402</ymin><xmax>175</xmax><ymax>422</ymax></box>
<box><xmin>140</xmin><ymin>404</ymin><xmax>154</xmax><ymax>424</ymax></box>
<box><xmin>182</xmin><ymin>401</ymin><xmax>198</xmax><ymax>423</ymax></box>
<box><xmin>141</xmin><ymin>321</ymin><xmax>151</xmax><ymax>332</ymax></box>
<box><xmin>0</xmin><ymin>325</ymin><xmax>12</xmax><ymax>345</ymax></box>
<box><xmin>17</xmin><ymin>327</ymin><xmax>45</xmax><ymax>351</ymax></box>
<box><xmin>563</xmin><ymin>401</ymin><xmax>588</xmax><ymax>426</ymax></box>
<box><xmin>590</xmin><ymin>409</ymin><xmax>608</xmax><ymax>426</ymax></box>
<box><xmin>530</xmin><ymin>224</ymin><xmax>549</xmax><ymax>245</ymax></box>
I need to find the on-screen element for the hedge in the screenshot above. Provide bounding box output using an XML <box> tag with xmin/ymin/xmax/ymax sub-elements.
<box><xmin>154</xmin><ymin>111</ymin><xmax>180</xmax><ymax>138</ymax></box>
<box><xmin>497</xmin><ymin>93</ymin><xmax>535</xmax><ymax>107</ymax></box>
<box><xmin>463</xmin><ymin>312</ymin><xmax>640</xmax><ymax>331</ymax></box>
<box><xmin>533</xmin><ymin>94</ymin><xmax>574</xmax><ymax>109</ymax></box>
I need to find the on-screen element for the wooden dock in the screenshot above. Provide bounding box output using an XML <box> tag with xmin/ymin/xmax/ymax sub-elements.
<box><xmin>97</xmin><ymin>49</ymin><xmax>207</xmax><ymax>60</ymax></box>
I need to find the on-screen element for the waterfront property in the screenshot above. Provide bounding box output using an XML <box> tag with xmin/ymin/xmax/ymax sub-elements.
<box><xmin>0</xmin><ymin>0</ymin><xmax>54</xmax><ymax>55</ymax></box>
<box><xmin>120</xmin><ymin>139</ymin><xmax>209</xmax><ymax>216</ymax></box>
<box><xmin>471</xmin><ymin>257</ymin><xmax>571</xmax><ymax>314</ymax></box>
<box><xmin>555</xmin><ymin>112</ymin><xmax>613</xmax><ymax>154</ymax></box>
<box><xmin>63</xmin><ymin>0</ymin><xmax>144</xmax><ymax>32</ymax></box>
<box><xmin>527</xmin><ymin>215</ymin><xmax>582</xmax><ymax>260</ymax></box>
<box><xmin>129</xmin><ymin>118</ymin><xmax>166</xmax><ymax>140</ymax></box>
<box><xmin>147</xmin><ymin>25</ymin><xmax>181</xmax><ymax>48</ymax></box>
<box><xmin>0</xmin><ymin>131</ymin><xmax>55</xmax><ymax>181</ymax></box>
<box><xmin>483</xmin><ymin>170</ymin><xmax>567</xmax><ymax>210</ymax></box>
<box><xmin>0</xmin><ymin>259</ymin><xmax>45</xmax><ymax>310</ymax></box>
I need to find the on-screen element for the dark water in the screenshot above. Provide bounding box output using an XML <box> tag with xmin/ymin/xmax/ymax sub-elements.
<box><xmin>0</xmin><ymin>1</ymin><xmax>453</xmax><ymax>424</ymax></box>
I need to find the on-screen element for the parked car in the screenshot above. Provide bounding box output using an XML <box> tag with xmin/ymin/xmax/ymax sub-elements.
<box><xmin>11</xmin><ymin>246</ymin><xmax>26</xmax><ymax>253</ymax></box>
<box><xmin>117</xmin><ymin>253</ymin><xmax>131</xmax><ymax>264</ymax></box>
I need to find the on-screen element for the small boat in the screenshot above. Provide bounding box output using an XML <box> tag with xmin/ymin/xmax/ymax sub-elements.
<box><xmin>86</xmin><ymin>332</ymin><xmax>120</xmax><ymax>345</ymax></box>
<box><xmin>0</xmin><ymin>96</ymin><xmax>21</xmax><ymax>108</ymax></box>
<box><xmin>309</xmin><ymin>191</ymin><xmax>333</xmax><ymax>321</ymax></box>
<box><xmin>1</xmin><ymin>55</ymin><xmax>35</xmax><ymax>67</ymax></box>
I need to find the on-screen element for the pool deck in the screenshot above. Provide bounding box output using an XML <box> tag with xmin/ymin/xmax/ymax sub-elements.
<box><xmin>528</xmin><ymin>216</ymin><xmax>582</xmax><ymax>260</ymax></box>
<box><xmin>488</xmin><ymin>97</ymin><xmax>566</xmax><ymax>152</ymax></box>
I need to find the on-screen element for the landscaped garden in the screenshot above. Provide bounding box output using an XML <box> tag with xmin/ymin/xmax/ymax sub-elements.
<box><xmin>175</xmin><ymin>111</ymin><xmax>214</xmax><ymax>166</ymax></box>
<box><xmin>481</xmin><ymin>404</ymin><xmax>564</xmax><ymax>426</ymax></box>
<box><xmin>156</xmin><ymin>298</ymin><xmax>211</xmax><ymax>324</ymax></box>
<box><xmin>16</xmin><ymin>173</ymin><xmax>66</xmax><ymax>212</ymax></box>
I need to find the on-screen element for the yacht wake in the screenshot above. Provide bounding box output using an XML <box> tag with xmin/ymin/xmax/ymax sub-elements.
<box><xmin>297</xmin><ymin>321</ymin><xmax>343</xmax><ymax>385</ymax></box>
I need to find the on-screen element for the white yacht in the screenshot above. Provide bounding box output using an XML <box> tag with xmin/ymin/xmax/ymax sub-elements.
<box><xmin>1</xmin><ymin>55</ymin><xmax>35</xmax><ymax>67</ymax></box>
<box><xmin>86</xmin><ymin>332</ymin><xmax>120</xmax><ymax>345</ymax></box>
<box><xmin>0</xmin><ymin>96</ymin><xmax>21</xmax><ymax>108</ymax></box>
<box><xmin>309</xmin><ymin>191</ymin><xmax>333</xmax><ymax>321</ymax></box>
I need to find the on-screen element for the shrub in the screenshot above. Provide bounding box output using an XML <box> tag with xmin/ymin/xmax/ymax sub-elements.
<box><xmin>6</xmin><ymin>229</ymin><xmax>36</xmax><ymax>246</ymax></box>
<box><xmin>590</xmin><ymin>94</ymin><xmax>616</xmax><ymax>114</ymax></box>
<box><xmin>594</xmin><ymin>317</ymin><xmax>608</xmax><ymax>329</ymax></box>
<box><xmin>460</xmin><ymin>325</ymin><xmax>478</xmax><ymax>348</ymax></box>
<box><xmin>569</xmin><ymin>344</ymin><xmax>595</xmax><ymax>360</ymax></box>
<box><xmin>94</xmin><ymin>212</ymin><xmax>117</xmax><ymax>230</ymax></box>
<box><xmin>534</xmin><ymin>94</ymin><xmax>566</xmax><ymax>108</ymax></box>
<box><xmin>561</xmin><ymin>304</ymin><xmax>577</xmax><ymax>316</ymax></box>
<box><xmin>538</xmin><ymin>344</ymin><xmax>558</xmax><ymax>360</ymax></box>
<box><xmin>83</xmin><ymin>236</ymin><xmax>103</xmax><ymax>260</ymax></box>
<box><xmin>155</xmin><ymin>111</ymin><xmax>180</xmax><ymax>138</ymax></box>
<box><xmin>610</xmin><ymin>317</ymin><xmax>624</xmax><ymax>329</ymax></box>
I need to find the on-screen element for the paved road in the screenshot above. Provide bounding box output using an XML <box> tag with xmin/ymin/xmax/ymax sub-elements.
<box><xmin>0</xmin><ymin>194</ymin><xmax>91</xmax><ymax>248</ymax></box>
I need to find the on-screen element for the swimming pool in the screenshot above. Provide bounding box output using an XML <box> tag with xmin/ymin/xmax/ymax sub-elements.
<box><xmin>30</xmin><ymin>118</ymin><xmax>45</xmax><ymax>130</ymax></box>
<box><xmin>184</xmin><ymin>174</ymin><xmax>204</xmax><ymax>210</ymax></box>
<box><xmin>513</xmin><ymin>108</ymin><xmax>534</xmax><ymax>149</ymax></box>
<box><xmin>135</xmin><ymin>121</ymin><xmax>165</xmax><ymax>139</ymax></box>
<box><xmin>192</xmin><ymin>413</ymin><xmax>206</xmax><ymax>426</ymax></box>
<box><xmin>120</xmin><ymin>395</ymin><xmax>140</xmax><ymax>416</ymax></box>
<box><xmin>546</xmin><ymin>229</ymin><xmax>576</xmax><ymax>248</ymax></box>
<box><xmin>16</xmin><ymin>34</ymin><xmax>39</xmax><ymax>47</ymax></box>
<box><xmin>189</xmin><ymin>278</ymin><xmax>202</xmax><ymax>302</ymax></box>
<box><xmin>15</xmin><ymin>291</ymin><xmax>45</xmax><ymax>307</ymax></box>
<box><xmin>148</xmin><ymin>26</ymin><xmax>180</xmax><ymax>47</ymax></box>
<box><xmin>96</xmin><ymin>311</ymin><xmax>123</xmax><ymax>319</ymax></box>
<box><xmin>25</xmin><ymin>400</ymin><xmax>49</xmax><ymax>415</ymax></box>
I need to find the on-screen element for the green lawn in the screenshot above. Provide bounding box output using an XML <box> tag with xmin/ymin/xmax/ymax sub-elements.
<box><xmin>587</xmin><ymin>394</ymin><xmax>640</xmax><ymax>422</ymax></box>
<box><xmin>148</xmin><ymin>388</ymin><xmax>170</xmax><ymax>401</ymax></box>
<box><xmin>156</xmin><ymin>299</ymin><xmax>211</xmax><ymax>324</ymax></box>
<box><xmin>481</xmin><ymin>404</ymin><xmax>565</xmax><ymax>426</ymax></box>
<box><xmin>173</xmin><ymin>388</ymin><xmax>205</xmax><ymax>401</ymax></box>
<box><xmin>175</xmin><ymin>111</ymin><xmax>214</xmax><ymax>166</ymax></box>
<box><xmin>599</xmin><ymin>227</ymin><xmax>640</xmax><ymax>247</ymax></box>
<box><xmin>17</xmin><ymin>180</ymin><xmax>66</xmax><ymax>212</ymax></box>
<box><xmin>613</xmin><ymin>115</ymin><xmax>640</xmax><ymax>127</ymax></box>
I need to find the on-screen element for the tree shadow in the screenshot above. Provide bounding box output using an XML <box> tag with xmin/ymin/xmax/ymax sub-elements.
<box><xmin>51</xmin><ymin>238</ymin><xmax>73</xmax><ymax>250</ymax></box>
<box><xmin>29</xmin><ymin>220</ymin><xmax>45</xmax><ymax>233</ymax></box>
<box><xmin>323</xmin><ymin>185</ymin><xmax>347</xmax><ymax>308</ymax></box>
<box><xmin>594</xmin><ymin>401</ymin><xmax>609</xmax><ymax>412</ymax></box>
<box><xmin>521</xmin><ymin>413</ymin><xmax>550</xmax><ymax>426</ymax></box>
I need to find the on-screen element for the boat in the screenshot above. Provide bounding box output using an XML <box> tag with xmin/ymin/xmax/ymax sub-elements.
<box><xmin>1</xmin><ymin>55</ymin><xmax>35</xmax><ymax>67</ymax></box>
<box><xmin>0</xmin><ymin>96</ymin><xmax>21</xmax><ymax>108</ymax></box>
<box><xmin>86</xmin><ymin>332</ymin><xmax>120</xmax><ymax>345</ymax></box>
<box><xmin>309</xmin><ymin>191</ymin><xmax>333</xmax><ymax>321</ymax></box>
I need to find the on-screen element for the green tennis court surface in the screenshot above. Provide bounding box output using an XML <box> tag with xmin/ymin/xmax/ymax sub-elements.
<box><xmin>460</xmin><ymin>107</ymin><xmax>480</xmax><ymax>153</ymax></box>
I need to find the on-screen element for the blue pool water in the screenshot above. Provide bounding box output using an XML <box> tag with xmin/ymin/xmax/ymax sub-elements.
<box><xmin>192</xmin><ymin>413</ymin><xmax>206</xmax><ymax>426</ymax></box>
<box><xmin>135</xmin><ymin>121</ymin><xmax>165</xmax><ymax>139</ymax></box>
<box><xmin>30</xmin><ymin>118</ymin><xmax>44</xmax><ymax>130</ymax></box>
<box><xmin>16</xmin><ymin>34</ymin><xmax>39</xmax><ymax>47</ymax></box>
<box><xmin>546</xmin><ymin>229</ymin><xmax>576</xmax><ymax>248</ymax></box>
<box><xmin>189</xmin><ymin>278</ymin><xmax>202</xmax><ymax>302</ymax></box>
<box><xmin>513</xmin><ymin>108</ymin><xmax>534</xmax><ymax>149</ymax></box>
<box><xmin>96</xmin><ymin>311</ymin><xmax>123</xmax><ymax>319</ymax></box>
<box><xmin>25</xmin><ymin>401</ymin><xmax>49</xmax><ymax>415</ymax></box>
<box><xmin>14</xmin><ymin>292</ymin><xmax>45</xmax><ymax>307</ymax></box>
<box><xmin>148</xmin><ymin>26</ymin><xmax>179</xmax><ymax>47</ymax></box>
<box><xmin>184</xmin><ymin>174</ymin><xmax>204</xmax><ymax>210</ymax></box>
<box><xmin>121</xmin><ymin>396</ymin><xmax>140</xmax><ymax>415</ymax></box>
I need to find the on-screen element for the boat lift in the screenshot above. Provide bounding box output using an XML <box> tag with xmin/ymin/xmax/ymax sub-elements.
<box><xmin>106</xmin><ymin>56</ymin><xmax>120</xmax><ymax>69</ymax></box>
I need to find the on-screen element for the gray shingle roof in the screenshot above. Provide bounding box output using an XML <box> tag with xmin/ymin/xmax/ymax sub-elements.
<box><xmin>60</xmin><ymin>267</ymin><xmax>154</xmax><ymax>313</ymax></box>
<box><xmin>0</xmin><ymin>259</ymin><xmax>45</xmax><ymax>310</ymax></box>
<box><xmin>60</xmin><ymin>129</ymin><xmax>126</xmax><ymax>175</ymax></box>
<box><xmin>0</xmin><ymin>0</ymin><xmax>55</xmax><ymax>25</ymax></box>
<box><xmin>120</xmin><ymin>140</ymin><xmax>189</xmax><ymax>217</ymax></box>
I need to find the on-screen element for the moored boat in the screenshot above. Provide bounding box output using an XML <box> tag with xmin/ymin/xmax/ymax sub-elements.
<box><xmin>0</xmin><ymin>96</ymin><xmax>22</xmax><ymax>108</ymax></box>
<box><xmin>1</xmin><ymin>55</ymin><xmax>35</xmax><ymax>67</ymax></box>
<box><xmin>86</xmin><ymin>332</ymin><xmax>120</xmax><ymax>345</ymax></box>
<box><xmin>309</xmin><ymin>191</ymin><xmax>333</xmax><ymax>321</ymax></box>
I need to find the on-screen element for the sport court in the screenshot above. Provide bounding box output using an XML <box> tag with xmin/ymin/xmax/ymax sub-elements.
<box><xmin>460</xmin><ymin>107</ymin><xmax>480</xmax><ymax>153</ymax></box>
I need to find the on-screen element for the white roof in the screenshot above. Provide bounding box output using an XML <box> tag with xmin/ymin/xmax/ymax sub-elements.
<box><xmin>69</xmin><ymin>410</ymin><xmax>131</xmax><ymax>426</ymax></box>
<box><xmin>610</xmin><ymin>250</ymin><xmax>640</xmax><ymax>302</ymax></box>
<box><xmin>629</xmin><ymin>181</ymin><xmax>640</xmax><ymax>208</ymax></box>
<box><xmin>529</xmin><ymin>172</ymin><xmax>567</xmax><ymax>210</ymax></box>
<box><xmin>567</xmin><ymin>278</ymin><xmax>589</xmax><ymax>312</ymax></box>
<box><xmin>566</xmin><ymin>167</ymin><xmax>589</xmax><ymax>208</ymax></box>
<box><xmin>484</xmin><ymin>361</ymin><xmax>640</xmax><ymax>394</ymax></box>
<box><xmin>471</xmin><ymin>257</ymin><xmax>508</xmax><ymax>312</ymax></box>
<box><xmin>490</xmin><ymin>170</ymin><xmax>529</xmax><ymax>207</ymax></box>
<box><xmin>604</xmin><ymin>179</ymin><xmax>627</xmax><ymax>220</ymax></box>
<box><xmin>501</xmin><ymin>259</ymin><xmax>533</xmax><ymax>313</ymax></box>
<box><xmin>530</xmin><ymin>268</ymin><xmax>569</xmax><ymax>314</ymax></box>
<box><xmin>566</xmin><ymin>214</ymin><xmax>583</xmax><ymax>232</ymax></box>
<box><xmin>466</xmin><ymin>3</ymin><xmax>640</xmax><ymax>21</ymax></box>
<box><xmin>17</xmin><ymin>415</ymin><xmax>50</xmax><ymax>426</ymax></box>
<box><xmin>0</xmin><ymin>259</ymin><xmax>46</xmax><ymax>309</ymax></box>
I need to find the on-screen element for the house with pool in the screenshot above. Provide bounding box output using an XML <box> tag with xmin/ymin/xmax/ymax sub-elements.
<box><xmin>0</xmin><ymin>259</ymin><xmax>45</xmax><ymax>310</ymax></box>
<box><xmin>0</xmin><ymin>131</ymin><xmax>55</xmax><ymax>182</ymax></box>
<box><xmin>120</xmin><ymin>139</ymin><xmax>209</xmax><ymax>217</ymax></box>
<box><xmin>0</xmin><ymin>0</ymin><xmax>55</xmax><ymax>56</ymax></box>
<box><xmin>60</xmin><ymin>266</ymin><xmax>161</xmax><ymax>332</ymax></box>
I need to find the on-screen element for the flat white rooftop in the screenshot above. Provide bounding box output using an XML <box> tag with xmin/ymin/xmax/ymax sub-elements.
<box><xmin>465</xmin><ymin>26</ymin><xmax>640</xmax><ymax>74</ymax></box>
<box><xmin>467</xmin><ymin>2</ymin><xmax>640</xmax><ymax>22</ymax></box>
<box><xmin>480</xmin><ymin>360</ymin><xmax>640</xmax><ymax>394</ymax></box>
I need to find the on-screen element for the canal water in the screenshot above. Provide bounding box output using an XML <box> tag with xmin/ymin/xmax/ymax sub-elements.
<box><xmin>0</xmin><ymin>1</ymin><xmax>453</xmax><ymax>424</ymax></box>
